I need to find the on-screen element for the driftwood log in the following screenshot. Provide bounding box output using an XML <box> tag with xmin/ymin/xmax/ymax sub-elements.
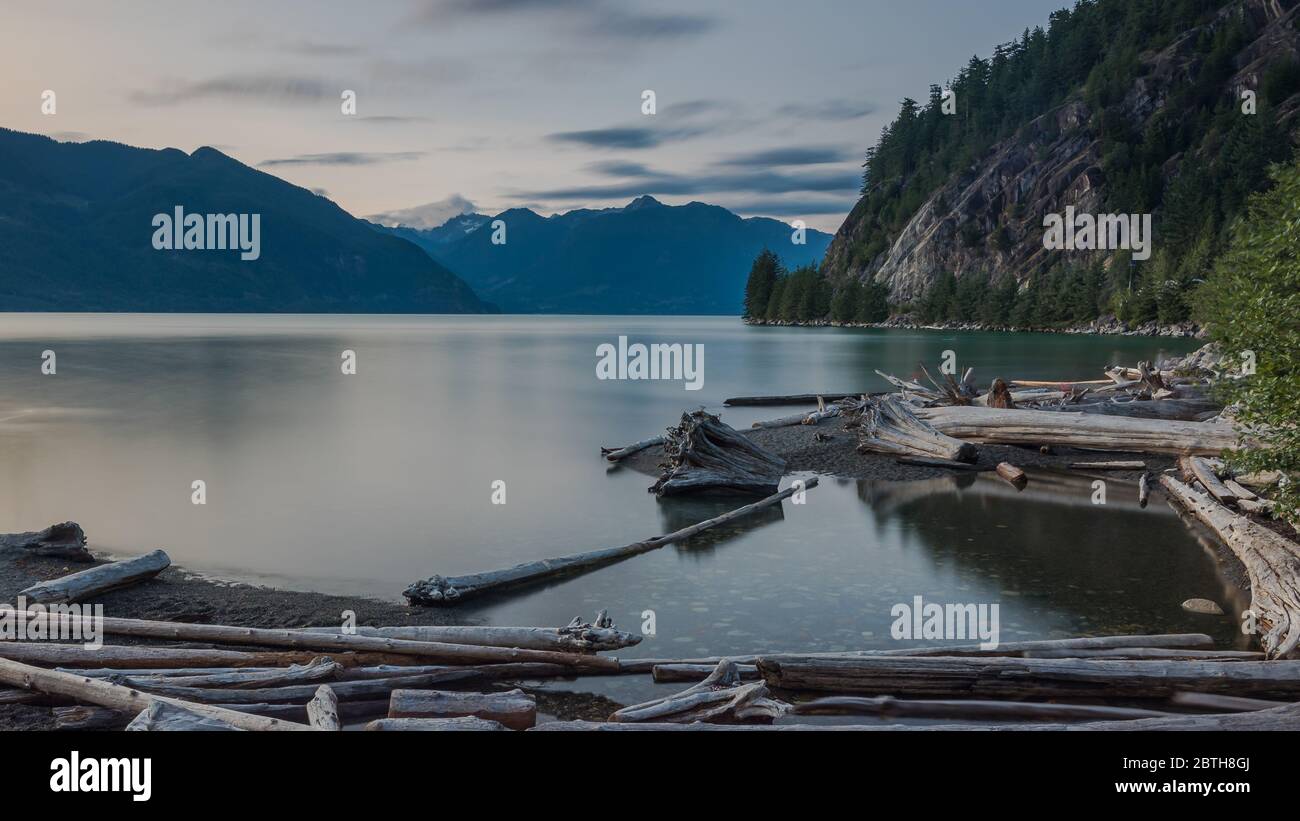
<box><xmin>601</xmin><ymin>435</ymin><xmax>665</xmax><ymax>462</ymax></box>
<box><xmin>1068</xmin><ymin>461</ymin><xmax>1147</xmax><ymax>470</ymax></box>
<box><xmin>757</xmin><ymin>655</ymin><xmax>1300</xmax><ymax>698</ymax></box>
<box><xmin>0</xmin><ymin>642</ymin><xmax>336</xmax><ymax>669</ymax></box>
<box><xmin>0</xmin><ymin>522</ymin><xmax>92</xmax><ymax>561</ymax></box>
<box><xmin>119</xmin><ymin>657</ymin><xmax>343</xmax><ymax>690</ymax></box>
<box><xmin>612</xmin><ymin>660</ymin><xmax>786</xmax><ymax>723</ymax></box>
<box><xmin>0</xmin><ymin>655</ymin><xmax>309</xmax><ymax>731</ymax></box>
<box><xmin>789</xmin><ymin>695</ymin><xmax>1173</xmax><ymax>722</ymax></box>
<box><xmin>1160</xmin><ymin>475</ymin><xmax>1300</xmax><ymax>658</ymax></box>
<box><xmin>18</xmin><ymin>549</ymin><xmax>171</xmax><ymax>604</ymax></box>
<box><xmin>652</xmin><ymin>410</ymin><xmax>786</xmax><ymax>495</ymax></box>
<box><xmin>915</xmin><ymin>406</ymin><xmax>1242</xmax><ymax>455</ymax></box>
<box><xmin>724</xmin><ymin>392</ymin><xmax>868</xmax><ymax>406</ymax></box>
<box><xmin>995</xmin><ymin>462</ymin><xmax>1027</xmax><ymax>488</ymax></box>
<box><xmin>856</xmin><ymin>395</ymin><xmax>978</xmax><ymax>463</ymax></box>
<box><xmin>652</xmin><ymin>662</ymin><xmax>761</xmax><ymax>683</ymax></box>
<box><xmin>388</xmin><ymin>688</ymin><xmax>537</xmax><ymax>729</ymax></box>
<box><xmin>127</xmin><ymin>701</ymin><xmax>243</xmax><ymax>731</ymax></box>
<box><xmin>53</xmin><ymin>705</ymin><xmax>131</xmax><ymax>731</ymax></box>
<box><xmin>306</xmin><ymin>685</ymin><xmax>340</xmax><ymax>730</ymax></box>
<box><xmin>404</xmin><ymin>478</ymin><xmax>816</xmax><ymax>605</ymax></box>
<box><xmin>1</xmin><ymin>607</ymin><xmax>618</xmax><ymax>671</ymax></box>
<box><xmin>300</xmin><ymin>611</ymin><xmax>640</xmax><ymax>653</ymax></box>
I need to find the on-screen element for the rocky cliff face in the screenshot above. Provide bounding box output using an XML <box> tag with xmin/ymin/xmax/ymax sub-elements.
<box><xmin>820</xmin><ymin>0</ymin><xmax>1300</xmax><ymax>305</ymax></box>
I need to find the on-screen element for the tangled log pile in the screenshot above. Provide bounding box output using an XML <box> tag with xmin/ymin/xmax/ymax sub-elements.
<box><xmin>650</xmin><ymin>410</ymin><xmax>786</xmax><ymax>496</ymax></box>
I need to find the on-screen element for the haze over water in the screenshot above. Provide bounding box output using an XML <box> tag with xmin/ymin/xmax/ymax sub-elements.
<box><xmin>0</xmin><ymin>314</ymin><xmax>1236</xmax><ymax>675</ymax></box>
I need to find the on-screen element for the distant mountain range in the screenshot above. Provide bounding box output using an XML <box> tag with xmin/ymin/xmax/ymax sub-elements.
<box><xmin>0</xmin><ymin>128</ymin><xmax>488</xmax><ymax>312</ymax></box>
<box><xmin>378</xmin><ymin>196</ymin><xmax>832</xmax><ymax>314</ymax></box>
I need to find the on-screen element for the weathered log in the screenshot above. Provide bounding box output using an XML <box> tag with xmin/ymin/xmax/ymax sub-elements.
<box><xmin>995</xmin><ymin>462</ymin><xmax>1027</xmax><ymax>489</ymax></box>
<box><xmin>1</xmin><ymin>607</ymin><xmax>618</xmax><ymax>671</ymax></box>
<box><xmin>1223</xmin><ymin>479</ymin><xmax>1258</xmax><ymax>502</ymax></box>
<box><xmin>601</xmin><ymin>435</ymin><xmax>665</xmax><ymax>462</ymax></box>
<box><xmin>1138</xmin><ymin>471</ymin><xmax>1151</xmax><ymax>508</ymax></box>
<box><xmin>1037</xmin><ymin>397</ymin><xmax>1220</xmax><ymax>421</ymax></box>
<box><xmin>299</xmin><ymin>611</ymin><xmax>640</xmax><ymax>653</ymax></box>
<box><xmin>365</xmin><ymin>717</ymin><xmax>507</xmax><ymax>731</ymax></box>
<box><xmin>1181</xmin><ymin>456</ymin><xmax>1238</xmax><ymax>506</ymax></box>
<box><xmin>1238</xmin><ymin>497</ymin><xmax>1276</xmax><ymax>514</ymax></box>
<box><xmin>18</xmin><ymin>549</ymin><xmax>170</xmax><ymax>604</ymax></box>
<box><xmin>789</xmin><ymin>695</ymin><xmax>1173</xmax><ymax>721</ymax></box>
<box><xmin>0</xmin><ymin>522</ymin><xmax>92</xmax><ymax>561</ymax></box>
<box><xmin>0</xmin><ymin>642</ymin><xmax>333</xmax><ymax>669</ymax></box>
<box><xmin>53</xmin><ymin>705</ymin><xmax>130</xmax><ymax>731</ymax></box>
<box><xmin>1020</xmin><ymin>647</ymin><xmax>1263</xmax><ymax>660</ymax></box>
<box><xmin>613</xmin><ymin>660</ymin><xmax>787</xmax><ymax>723</ymax></box>
<box><xmin>915</xmin><ymin>405</ymin><xmax>1242</xmax><ymax>455</ymax></box>
<box><xmin>307</xmin><ymin>684</ymin><xmax>340</xmax><ymax>730</ymax></box>
<box><xmin>0</xmin><ymin>655</ymin><xmax>309</xmax><ymax>730</ymax></box>
<box><xmin>757</xmin><ymin>655</ymin><xmax>1300</xmax><ymax>698</ymax></box>
<box><xmin>652</xmin><ymin>410</ymin><xmax>786</xmax><ymax>494</ymax></box>
<box><xmin>613</xmin><ymin>633</ymin><xmax>1217</xmax><ymax>673</ymax></box>
<box><xmin>124</xmin><ymin>657</ymin><xmax>342</xmax><ymax>690</ymax></box>
<box><xmin>404</xmin><ymin>479</ymin><xmax>817</xmax><ymax>605</ymax></box>
<box><xmin>724</xmin><ymin>393</ymin><xmax>868</xmax><ymax>407</ymax></box>
<box><xmin>652</xmin><ymin>663</ymin><xmax>761</xmax><ymax>683</ymax></box>
<box><xmin>1068</xmin><ymin>461</ymin><xmax>1147</xmax><ymax>471</ymax></box>
<box><xmin>1169</xmin><ymin>691</ymin><xmax>1289</xmax><ymax>712</ymax></box>
<box><xmin>536</xmin><ymin>703</ymin><xmax>1300</xmax><ymax>731</ymax></box>
<box><xmin>1010</xmin><ymin>379</ymin><xmax>1114</xmax><ymax>389</ymax></box>
<box><xmin>857</xmin><ymin>396</ymin><xmax>978</xmax><ymax>463</ymax></box>
<box><xmin>1160</xmin><ymin>475</ymin><xmax>1300</xmax><ymax>658</ymax></box>
<box><xmin>127</xmin><ymin>700</ymin><xmax>243</xmax><ymax>731</ymax></box>
<box><xmin>388</xmin><ymin>688</ymin><xmax>536</xmax><ymax>729</ymax></box>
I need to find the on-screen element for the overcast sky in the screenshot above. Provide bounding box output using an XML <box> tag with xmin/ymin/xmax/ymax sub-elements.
<box><xmin>2</xmin><ymin>0</ymin><xmax>1067</xmax><ymax>231</ymax></box>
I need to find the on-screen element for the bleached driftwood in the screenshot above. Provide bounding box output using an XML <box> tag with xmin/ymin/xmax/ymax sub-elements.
<box><xmin>1</xmin><ymin>607</ymin><xmax>618</xmax><ymax>671</ymax></box>
<box><xmin>652</xmin><ymin>662</ymin><xmax>760</xmax><ymax>683</ymax></box>
<box><xmin>601</xmin><ymin>435</ymin><xmax>665</xmax><ymax>462</ymax></box>
<box><xmin>300</xmin><ymin>611</ymin><xmax>640</xmax><ymax>653</ymax></box>
<box><xmin>0</xmin><ymin>522</ymin><xmax>91</xmax><ymax>561</ymax></box>
<box><xmin>725</xmin><ymin>392</ymin><xmax>868</xmax><ymax>406</ymax></box>
<box><xmin>1139</xmin><ymin>471</ymin><xmax>1151</xmax><ymax>508</ymax></box>
<box><xmin>127</xmin><ymin>700</ymin><xmax>244</xmax><ymax>731</ymax></box>
<box><xmin>915</xmin><ymin>405</ymin><xmax>1242</xmax><ymax>455</ymax></box>
<box><xmin>404</xmin><ymin>479</ymin><xmax>817</xmax><ymax>604</ymax></box>
<box><xmin>18</xmin><ymin>549</ymin><xmax>170</xmax><ymax>604</ymax></box>
<box><xmin>307</xmin><ymin>685</ymin><xmax>341</xmax><ymax>730</ymax></box>
<box><xmin>0</xmin><ymin>656</ymin><xmax>309</xmax><ymax>731</ymax></box>
<box><xmin>1160</xmin><ymin>475</ymin><xmax>1300</xmax><ymax>658</ymax></box>
<box><xmin>652</xmin><ymin>411</ymin><xmax>786</xmax><ymax>495</ymax></box>
<box><xmin>122</xmin><ymin>657</ymin><xmax>342</xmax><ymax>690</ymax></box>
<box><xmin>756</xmin><ymin>655</ymin><xmax>1300</xmax><ymax>698</ymax></box>
<box><xmin>856</xmin><ymin>396</ymin><xmax>978</xmax><ymax>463</ymax></box>
<box><xmin>789</xmin><ymin>695</ymin><xmax>1173</xmax><ymax>721</ymax></box>
<box><xmin>612</xmin><ymin>660</ymin><xmax>788</xmax><ymax>723</ymax></box>
<box><xmin>365</xmin><ymin>717</ymin><xmax>507</xmax><ymax>731</ymax></box>
<box><xmin>388</xmin><ymin>688</ymin><xmax>536</xmax><ymax>729</ymax></box>
<box><xmin>0</xmin><ymin>642</ymin><xmax>331</xmax><ymax>669</ymax></box>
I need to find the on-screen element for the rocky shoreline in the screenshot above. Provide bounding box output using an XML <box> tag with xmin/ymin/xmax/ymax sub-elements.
<box><xmin>745</xmin><ymin>314</ymin><xmax>1205</xmax><ymax>339</ymax></box>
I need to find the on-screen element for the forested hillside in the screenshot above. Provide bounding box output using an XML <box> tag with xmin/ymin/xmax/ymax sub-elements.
<box><xmin>745</xmin><ymin>0</ymin><xmax>1300</xmax><ymax>331</ymax></box>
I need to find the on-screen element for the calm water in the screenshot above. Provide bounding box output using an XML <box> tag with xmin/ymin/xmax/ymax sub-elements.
<box><xmin>0</xmin><ymin>315</ymin><xmax>1237</xmax><ymax>686</ymax></box>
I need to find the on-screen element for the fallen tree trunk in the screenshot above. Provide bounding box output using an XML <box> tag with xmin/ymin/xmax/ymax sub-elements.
<box><xmin>915</xmin><ymin>405</ymin><xmax>1242</xmax><ymax>455</ymax></box>
<box><xmin>18</xmin><ymin>549</ymin><xmax>171</xmax><ymax>604</ymax></box>
<box><xmin>0</xmin><ymin>656</ymin><xmax>309</xmax><ymax>731</ymax></box>
<box><xmin>652</xmin><ymin>411</ymin><xmax>786</xmax><ymax>495</ymax></box>
<box><xmin>404</xmin><ymin>478</ymin><xmax>817</xmax><ymax>605</ymax></box>
<box><xmin>1020</xmin><ymin>647</ymin><xmax>1264</xmax><ymax>660</ymax></box>
<box><xmin>789</xmin><ymin>695</ymin><xmax>1174</xmax><ymax>722</ymax></box>
<box><xmin>0</xmin><ymin>642</ymin><xmax>332</xmax><ymax>669</ymax></box>
<box><xmin>724</xmin><ymin>393</ymin><xmax>868</xmax><ymax>407</ymax></box>
<box><xmin>652</xmin><ymin>663</ymin><xmax>760</xmax><ymax>683</ymax></box>
<box><xmin>0</xmin><ymin>522</ymin><xmax>92</xmax><ymax>561</ymax></box>
<box><xmin>1181</xmin><ymin>456</ymin><xmax>1238</xmax><ymax>506</ymax></box>
<box><xmin>1037</xmin><ymin>397</ymin><xmax>1220</xmax><ymax>421</ymax></box>
<box><xmin>601</xmin><ymin>435</ymin><xmax>665</xmax><ymax>462</ymax></box>
<box><xmin>1</xmin><ymin>608</ymin><xmax>619</xmax><ymax>671</ymax></box>
<box><xmin>120</xmin><ymin>657</ymin><xmax>343</xmax><ymax>690</ymax></box>
<box><xmin>857</xmin><ymin>396</ymin><xmax>978</xmax><ymax>463</ymax></box>
<box><xmin>757</xmin><ymin>655</ymin><xmax>1300</xmax><ymax>698</ymax></box>
<box><xmin>298</xmin><ymin>611</ymin><xmax>640</xmax><ymax>653</ymax></box>
<box><xmin>388</xmin><ymin>688</ymin><xmax>537</xmax><ymax>730</ymax></box>
<box><xmin>1160</xmin><ymin>475</ymin><xmax>1300</xmax><ymax>658</ymax></box>
<box><xmin>612</xmin><ymin>660</ymin><xmax>786</xmax><ymax>723</ymax></box>
<box><xmin>128</xmin><ymin>701</ymin><xmax>243</xmax><ymax>731</ymax></box>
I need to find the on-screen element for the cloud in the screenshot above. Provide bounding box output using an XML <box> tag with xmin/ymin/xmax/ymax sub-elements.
<box><xmin>131</xmin><ymin>73</ymin><xmax>334</xmax><ymax>106</ymax></box>
<box><xmin>425</xmin><ymin>0</ymin><xmax>718</xmax><ymax>40</ymax></box>
<box><xmin>548</xmin><ymin>122</ymin><xmax>720</xmax><ymax>150</ymax></box>
<box><xmin>719</xmin><ymin>146</ymin><xmax>854</xmax><ymax>167</ymax></box>
<box><xmin>257</xmin><ymin>151</ymin><xmax>425</xmax><ymax>167</ymax></box>
<box><xmin>513</xmin><ymin>166</ymin><xmax>860</xmax><ymax>200</ymax></box>
<box><xmin>366</xmin><ymin>194</ymin><xmax>481</xmax><ymax>228</ymax></box>
<box><xmin>776</xmin><ymin>99</ymin><xmax>877</xmax><ymax>121</ymax></box>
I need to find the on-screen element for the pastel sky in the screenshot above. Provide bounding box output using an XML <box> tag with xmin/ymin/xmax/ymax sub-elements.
<box><xmin>2</xmin><ymin>0</ymin><xmax>1067</xmax><ymax>231</ymax></box>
